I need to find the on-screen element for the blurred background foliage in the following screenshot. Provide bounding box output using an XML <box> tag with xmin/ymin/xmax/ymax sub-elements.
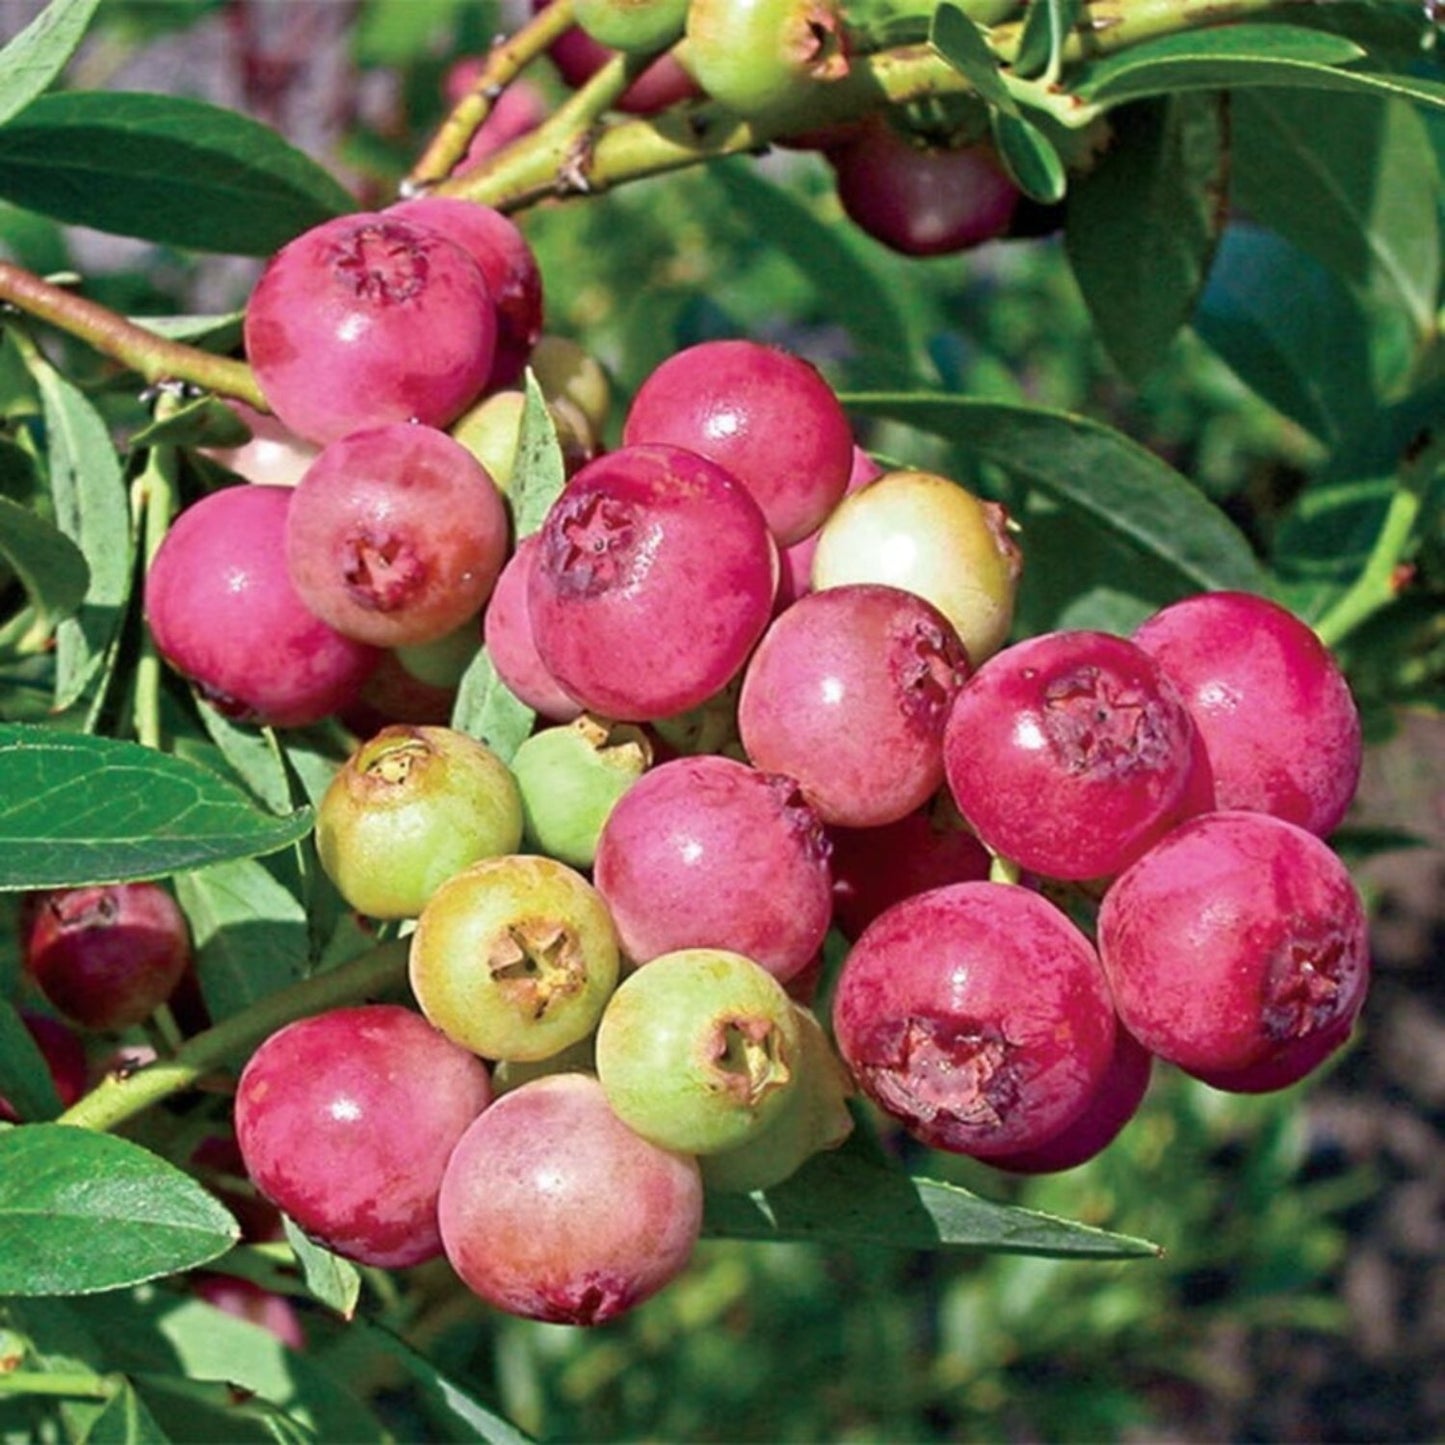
<box><xmin>0</xmin><ymin>0</ymin><xmax>1441</xmax><ymax>1440</ymax></box>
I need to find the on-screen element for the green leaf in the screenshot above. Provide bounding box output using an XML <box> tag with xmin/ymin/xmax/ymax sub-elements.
<box><xmin>82</xmin><ymin>1378</ymin><xmax>172</xmax><ymax>1445</ymax></box>
<box><xmin>1014</xmin><ymin>0</ymin><xmax>1082</xmax><ymax>80</ymax></box>
<box><xmin>349</xmin><ymin>1319</ymin><xmax>536</xmax><ymax>1445</ymax></box>
<box><xmin>127</xmin><ymin>395</ymin><xmax>251</xmax><ymax>451</ymax></box>
<box><xmin>449</xmin><ymin>648</ymin><xmax>535</xmax><ymax>765</ymax></box>
<box><xmin>0</xmin><ymin>92</ymin><xmax>354</xmax><ymax>255</ymax></box>
<box><xmin>0</xmin><ymin>725</ymin><xmax>315</xmax><ymax>889</ymax></box>
<box><xmin>510</xmin><ymin>371</ymin><xmax>568</xmax><ymax>541</ymax></box>
<box><xmin>0</xmin><ymin>1126</ymin><xmax>238</xmax><ymax>1294</ymax></box>
<box><xmin>0</xmin><ymin>0</ymin><xmax>102</xmax><ymax>128</ymax></box>
<box><xmin>704</xmin><ymin>1137</ymin><xmax>1161</xmax><ymax>1258</ymax></box>
<box><xmin>29</xmin><ymin>359</ymin><xmax>131</xmax><ymax>713</ymax></box>
<box><xmin>990</xmin><ymin>109</ymin><xmax>1067</xmax><ymax>204</ymax></box>
<box><xmin>1230</xmin><ymin>90</ymin><xmax>1441</xmax><ymax>365</ymax></box>
<box><xmin>0</xmin><ymin>492</ymin><xmax>89</xmax><ymax>625</ymax></box>
<box><xmin>1073</xmin><ymin>23</ymin><xmax>1366</xmax><ymax>105</ymax></box>
<box><xmin>62</xmin><ymin>1288</ymin><xmax>389</xmax><ymax>1444</ymax></box>
<box><xmin>0</xmin><ymin>998</ymin><xmax>65</xmax><ymax>1122</ymax></box>
<box><xmin>931</xmin><ymin>2</ymin><xmax>1018</xmax><ymax>115</ymax></box>
<box><xmin>129</xmin><ymin>1375</ymin><xmax>312</xmax><ymax>1445</ymax></box>
<box><xmin>1065</xmin><ymin>94</ymin><xmax>1228</xmax><ymax>383</ymax></box>
<box><xmin>709</xmin><ymin>160</ymin><xmax>924</xmax><ymax>382</ymax></box>
<box><xmin>842</xmin><ymin>392</ymin><xmax>1268</xmax><ymax>593</ymax></box>
<box><xmin>173</xmin><ymin>858</ymin><xmax>308</xmax><ymax>1023</ymax></box>
<box><xmin>281</xmin><ymin>1216</ymin><xmax>362</xmax><ymax>1321</ymax></box>
<box><xmin>1194</xmin><ymin>223</ymin><xmax>1382</xmax><ymax>448</ymax></box>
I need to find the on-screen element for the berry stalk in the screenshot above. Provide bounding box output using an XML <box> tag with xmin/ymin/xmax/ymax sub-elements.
<box><xmin>0</xmin><ymin>261</ymin><xmax>266</xmax><ymax>409</ymax></box>
<box><xmin>56</xmin><ymin>940</ymin><xmax>410</xmax><ymax>1135</ymax></box>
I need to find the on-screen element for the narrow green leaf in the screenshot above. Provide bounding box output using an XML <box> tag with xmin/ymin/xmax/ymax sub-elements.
<box><xmin>843</xmin><ymin>392</ymin><xmax>1268</xmax><ymax>593</ymax></box>
<box><xmin>82</xmin><ymin>1378</ymin><xmax>172</xmax><ymax>1445</ymax></box>
<box><xmin>0</xmin><ymin>725</ymin><xmax>315</xmax><ymax>889</ymax></box>
<box><xmin>0</xmin><ymin>92</ymin><xmax>354</xmax><ymax>255</ymax></box>
<box><xmin>350</xmin><ymin>1319</ymin><xmax>537</xmax><ymax>1445</ymax></box>
<box><xmin>1231</xmin><ymin>90</ymin><xmax>1441</xmax><ymax>356</ymax></box>
<box><xmin>29</xmin><ymin>359</ymin><xmax>131</xmax><ymax>713</ymax></box>
<box><xmin>710</xmin><ymin>158</ymin><xmax>925</xmax><ymax>382</ymax></box>
<box><xmin>0</xmin><ymin>1126</ymin><xmax>238</xmax><ymax>1295</ymax></box>
<box><xmin>450</xmin><ymin>648</ymin><xmax>535</xmax><ymax>765</ymax></box>
<box><xmin>1065</xmin><ymin>94</ymin><xmax>1228</xmax><ymax>382</ymax></box>
<box><xmin>1014</xmin><ymin>0</ymin><xmax>1082</xmax><ymax>79</ymax></box>
<box><xmin>280</xmin><ymin>1216</ymin><xmax>362</xmax><ymax>1321</ymax></box>
<box><xmin>0</xmin><ymin>0</ymin><xmax>102</xmax><ymax>128</ymax></box>
<box><xmin>1074</xmin><ymin>24</ymin><xmax>1366</xmax><ymax>104</ymax></box>
<box><xmin>127</xmin><ymin>395</ymin><xmax>251</xmax><ymax>451</ymax></box>
<box><xmin>173</xmin><ymin>858</ymin><xmax>308</xmax><ymax>1022</ymax></box>
<box><xmin>509</xmin><ymin>371</ymin><xmax>568</xmax><ymax>540</ymax></box>
<box><xmin>0</xmin><ymin>492</ymin><xmax>89</xmax><ymax>624</ymax></box>
<box><xmin>129</xmin><ymin>1375</ymin><xmax>311</xmax><ymax>1445</ymax></box>
<box><xmin>0</xmin><ymin>999</ymin><xmax>65</xmax><ymax>1122</ymax></box>
<box><xmin>931</xmin><ymin>2</ymin><xmax>1018</xmax><ymax>115</ymax></box>
<box><xmin>990</xmin><ymin>109</ymin><xmax>1067</xmax><ymax>204</ymax></box>
<box><xmin>1194</xmin><ymin>224</ymin><xmax>1382</xmax><ymax>448</ymax></box>
<box><xmin>704</xmin><ymin>1139</ymin><xmax>1161</xmax><ymax>1258</ymax></box>
<box><xmin>65</xmin><ymin>1289</ymin><xmax>389</xmax><ymax>1444</ymax></box>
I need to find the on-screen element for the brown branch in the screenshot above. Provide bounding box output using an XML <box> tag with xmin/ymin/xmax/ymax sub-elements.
<box><xmin>0</xmin><ymin>261</ymin><xmax>267</xmax><ymax>409</ymax></box>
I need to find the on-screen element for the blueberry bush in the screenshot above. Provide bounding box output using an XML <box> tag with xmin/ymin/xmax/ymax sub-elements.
<box><xmin>0</xmin><ymin>0</ymin><xmax>1440</xmax><ymax>1439</ymax></box>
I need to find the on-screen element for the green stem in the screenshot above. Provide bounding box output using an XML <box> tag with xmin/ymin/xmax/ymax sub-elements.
<box><xmin>131</xmin><ymin>406</ymin><xmax>182</xmax><ymax>753</ymax></box>
<box><xmin>0</xmin><ymin>261</ymin><xmax>266</xmax><ymax>408</ymax></box>
<box><xmin>438</xmin><ymin>45</ymin><xmax>661</xmax><ymax>207</ymax></box>
<box><xmin>57</xmin><ymin>940</ymin><xmax>410</xmax><ymax>1135</ymax></box>
<box><xmin>441</xmin><ymin>0</ymin><xmax>1289</xmax><ymax>210</ymax></box>
<box><xmin>1314</xmin><ymin>426</ymin><xmax>1442</xmax><ymax>649</ymax></box>
<box><xmin>0</xmin><ymin>1373</ymin><xmax>117</xmax><ymax>1401</ymax></box>
<box><xmin>988</xmin><ymin>852</ymin><xmax>1022</xmax><ymax>885</ymax></box>
<box><xmin>406</xmin><ymin>0</ymin><xmax>580</xmax><ymax>189</ymax></box>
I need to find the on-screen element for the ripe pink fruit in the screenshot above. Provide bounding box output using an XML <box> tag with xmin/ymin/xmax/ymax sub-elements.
<box><xmin>536</xmin><ymin>0</ymin><xmax>701</xmax><ymax>113</ymax></box>
<box><xmin>1132</xmin><ymin>590</ymin><xmax>1362</xmax><ymax>836</ymax></box>
<box><xmin>201</xmin><ymin>400</ymin><xmax>318</xmax><ymax>487</ymax></box>
<box><xmin>943</xmin><ymin>630</ymin><xmax>1200</xmax><ymax>880</ymax></box>
<box><xmin>0</xmin><ymin>1012</ymin><xmax>87</xmax><ymax>1121</ymax></box>
<box><xmin>1097</xmin><ymin>810</ymin><xmax>1371</xmax><ymax>1079</ymax></box>
<box><xmin>528</xmin><ymin>444</ymin><xmax>777</xmax><ymax>721</ymax></box>
<box><xmin>827</xmin><ymin>119</ymin><xmax>1020</xmax><ymax>256</ymax></box>
<box><xmin>981</xmin><ymin>1026</ymin><xmax>1153</xmax><ymax>1175</ymax></box>
<box><xmin>832</xmin><ymin>881</ymin><xmax>1117</xmax><ymax>1158</ymax></box>
<box><xmin>234</xmin><ymin>1004</ymin><xmax>493</xmax><ymax>1268</ymax></box>
<box><xmin>480</xmin><ymin>534</ymin><xmax>583</xmax><ymax>721</ymax></box>
<box><xmin>775</xmin><ymin>444</ymin><xmax>882</xmax><ymax>611</ymax></box>
<box><xmin>386</xmin><ymin>197</ymin><xmax>545</xmax><ymax>390</ymax></box>
<box><xmin>23</xmin><ymin>883</ymin><xmax>192</xmax><ymax>1032</ymax></box>
<box><xmin>593</xmin><ymin>754</ymin><xmax>833</xmax><ymax>983</ymax></box>
<box><xmin>285</xmin><ymin>423</ymin><xmax>509</xmax><ymax>648</ymax></box>
<box><xmin>146</xmin><ymin>485</ymin><xmax>380</xmax><ymax>727</ymax></box>
<box><xmin>827</xmin><ymin>799</ymin><xmax>990</xmax><ymax>941</ymax></box>
<box><xmin>438</xmin><ymin>1072</ymin><xmax>703</xmax><ymax>1325</ymax></box>
<box><xmin>740</xmin><ymin>583</ymin><xmax>971</xmax><ymax>827</ymax></box>
<box><xmin>244</xmin><ymin>211</ymin><xmax>497</xmax><ymax>445</ymax></box>
<box><xmin>622</xmin><ymin>339</ymin><xmax>855</xmax><ymax>546</ymax></box>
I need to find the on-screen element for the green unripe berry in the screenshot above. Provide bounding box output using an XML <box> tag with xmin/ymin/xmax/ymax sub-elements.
<box><xmin>700</xmin><ymin>1003</ymin><xmax>854</xmax><ymax>1193</ymax></box>
<box><xmin>316</xmin><ymin>725</ymin><xmax>523</xmax><ymax>920</ymax></box>
<box><xmin>811</xmin><ymin>468</ymin><xmax>1023</xmax><ymax>666</ymax></box>
<box><xmin>684</xmin><ymin>0</ymin><xmax>849</xmax><ymax>119</ymax></box>
<box><xmin>595</xmin><ymin>947</ymin><xmax>801</xmax><ymax>1155</ymax></box>
<box><xmin>529</xmin><ymin>335</ymin><xmax>613</xmax><ymax>441</ymax></box>
<box><xmin>512</xmin><ymin>715</ymin><xmax>652</xmax><ymax>868</ymax></box>
<box><xmin>409</xmin><ymin>854</ymin><xmax>621</xmax><ymax>1063</ymax></box>
<box><xmin>575</xmin><ymin>0</ymin><xmax>689</xmax><ymax>54</ymax></box>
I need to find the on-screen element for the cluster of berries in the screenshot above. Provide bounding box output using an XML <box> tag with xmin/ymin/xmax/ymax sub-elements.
<box><xmin>14</xmin><ymin>138</ymin><xmax>1367</xmax><ymax>1330</ymax></box>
